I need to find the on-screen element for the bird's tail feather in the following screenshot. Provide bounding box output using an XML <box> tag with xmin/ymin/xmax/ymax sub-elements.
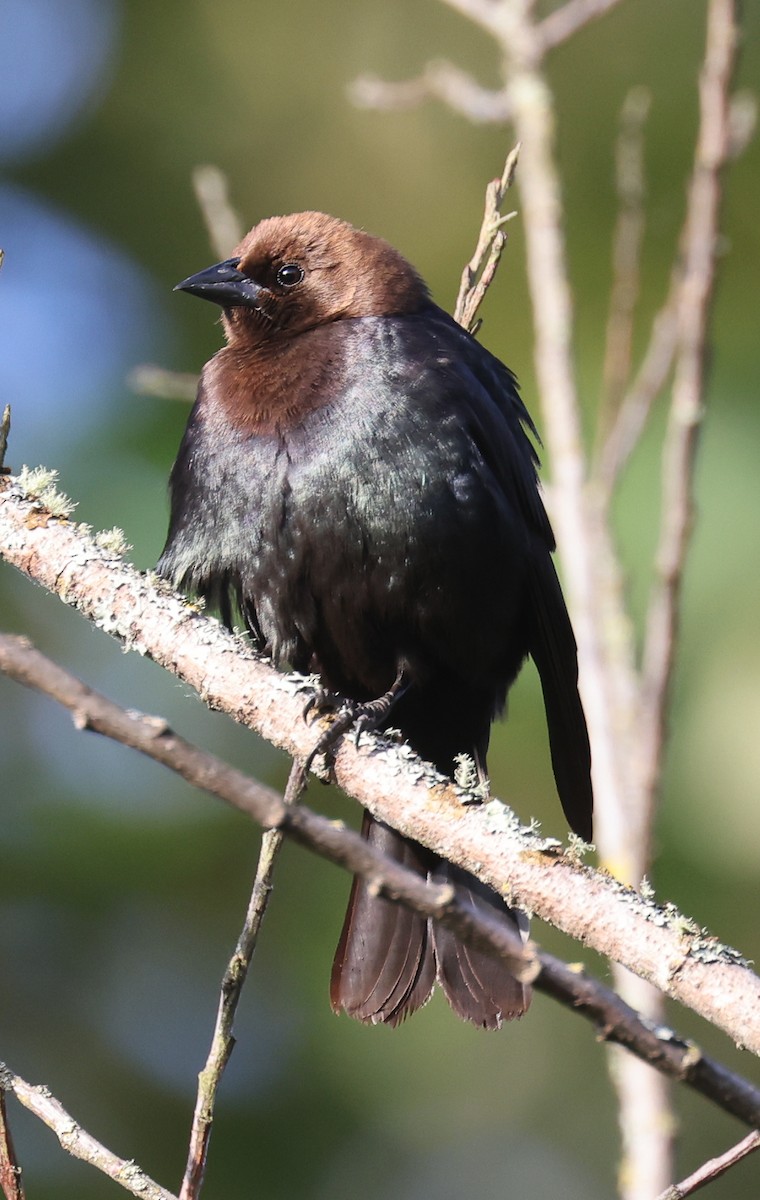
<box><xmin>330</xmin><ymin>813</ymin><xmax>531</xmax><ymax>1028</ymax></box>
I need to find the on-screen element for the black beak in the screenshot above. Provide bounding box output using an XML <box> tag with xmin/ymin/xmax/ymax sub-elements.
<box><xmin>174</xmin><ymin>258</ymin><xmax>264</xmax><ymax>309</ymax></box>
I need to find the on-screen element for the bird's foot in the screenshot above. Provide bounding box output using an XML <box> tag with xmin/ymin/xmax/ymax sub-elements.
<box><xmin>303</xmin><ymin>670</ymin><xmax>408</xmax><ymax>775</ymax></box>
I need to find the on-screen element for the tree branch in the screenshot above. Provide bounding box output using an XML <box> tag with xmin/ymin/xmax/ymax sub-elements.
<box><xmin>191</xmin><ymin>165</ymin><xmax>243</xmax><ymax>262</ymax></box>
<box><xmin>1</xmin><ymin>482</ymin><xmax>759</xmax><ymax>1059</ymax></box>
<box><xmin>350</xmin><ymin>63</ymin><xmax>511</xmax><ymax>123</ymax></box>
<box><xmin>2</xmin><ymin>629</ymin><xmax>760</xmax><ymax>1131</ymax></box>
<box><xmin>598</xmin><ymin>87</ymin><xmax>651</xmax><ymax>430</ymax></box>
<box><xmin>0</xmin><ymin>1066</ymin><xmax>177</xmax><ymax>1200</ymax></box>
<box><xmin>178</xmin><ymin>762</ymin><xmax>305</xmax><ymax>1200</ymax></box>
<box><xmin>128</xmin><ymin>365</ymin><xmax>198</xmax><ymax>403</ymax></box>
<box><xmin>656</xmin><ymin>1130</ymin><xmax>760</xmax><ymax>1200</ymax></box>
<box><xmin>453</xmin><ymin>143</ymin><xmax>519</xmax><ymax>333</ymax></box>
<box><xmin>536</xmin><ymin>0</ymin><xmax>627</xmax><ymax>53</ymax></box>
<box><xmin>640</xmin><ymin>0</ymin><xmax>739</xmax><ymax>808</ymax></box>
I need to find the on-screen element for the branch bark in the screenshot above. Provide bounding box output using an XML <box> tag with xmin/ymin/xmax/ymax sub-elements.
<box><xmin>2</xmin><ymin>480</ymin><xmax>759</xmax><ymax>1059</ymax></box>
<box><xmin>2</xmin><ymin>630</ymin><xmax>760</xmax><ymax>1131</ymax></box>
<box><xmin>0</xmin><ymin>1066</ymin><xmax>176</xmax><ymax>1200</ymax></box>
<box><xmin>656</xmin><ymin>1130</ymin><xmax>760</xmax><ymax>1200</ymax></box>
<box><xmin>178</xmin><ymin>762</ymin><xmax>305</xmax><ymax>1200</ymax></box>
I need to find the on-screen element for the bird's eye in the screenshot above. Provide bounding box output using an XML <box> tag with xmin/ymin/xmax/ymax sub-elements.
<box><xmin>276</xmin><ymin>263</ymin><xmax>304</xmax><ymax>288</ymax></box>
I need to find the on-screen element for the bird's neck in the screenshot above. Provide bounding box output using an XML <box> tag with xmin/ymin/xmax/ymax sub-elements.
<box><xmin>201</xmin><ymin>329</ymin><xmax>346</xmax><ymax>436</ymax></box>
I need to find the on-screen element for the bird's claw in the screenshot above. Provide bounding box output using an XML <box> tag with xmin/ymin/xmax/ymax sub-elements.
<box><xmin>303</xmin><ymin>700</ymin><xmax>361</xmax><ymax>775</ymax></box>
<box><xmin>302</xmin><ymin>669</ymin><xmax>409</xmax><ymax>775</ymax></box>
<box><xmin>302</xmin><ymin>686</ymin><xmax>345</xmax><ymax>724</ymax></box>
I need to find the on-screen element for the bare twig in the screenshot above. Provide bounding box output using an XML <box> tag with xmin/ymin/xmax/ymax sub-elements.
<box><xmin>656</xmin><ymin>1130</ymin><xmax>760</xmax><ymax>1200</ymax></box>
<box><xmin>0</xmin><ymin>1087</ymin><xmax>24</xmax><ymax>1200</ymax></box>
<box><xmin>536</xmin><ymin>954</ymin><xmax>760</xmax><ymax>1128</ymax></box>
<box><xmin>191</xmin><ymin>165</ymin><xmax>243</xmax><ymax>261</ymax></box>
<box><xmin>127</xmin><ymin>165</ymin><xmax>243</xmax><ymax>406</ymax></box>
<box><xmin>179</xmin><ymin>761</ymin><xmax>305</xmax><ymax>1200</ymax></box>
<box><xmin>608</xmin><ymin>975</ymin><xmax>675</xmax><ymax>1200</ymax></box>
<box><xmin>598</xmin><ymin>87</ymin><xmax>651</xmax><ymax>430</ymax></box>
<box><xmin>128</xmin><ymin>365</ymin><xmax>198</xmax><ymax>403</ymax></box>
<box><xmin>640</xmin><ymin>0</ymin><xmax>739</xmax><ymax>811</ymax></box>
<box><xmin>598</xmin><ymin>290</ymin><xmax>679</xmax><ymax>490</ymax></box>
<box><xmin>350</xmin><ymin>62</ymin><xmax>511</xmax><ymax>122</ymax></box>
<box><xmin>603</xmin><ymin>10</ymin><xmax>739</xmax><ymax>1188</ymax></box>
<box><xmin>437</xmin><ymin>0</ymin><xmax>504</xmax><ymax>38</ymax></box>
<box><xmin>537</xmin><ymin>0</ymin><xmax>627</xmax><ymax>52</ymax></box>
<box><xmin>2</xmin><ymin>632</ymin><xmax>760</xmax><ymax>1131</ymax></box>
<box><xmin>438</xmin><ymin>0</ymin><xmax>627</xmax><ymax>49</ymax></box>
<box><xmin>0</xmin><ymin>1065</ymin><xmax>176</xmax><ymax>1200</ymax></box>
<box><xmin>453</xmin><ymin>144</ymin><xmax>519</xmax><ymax>333</ymax></box>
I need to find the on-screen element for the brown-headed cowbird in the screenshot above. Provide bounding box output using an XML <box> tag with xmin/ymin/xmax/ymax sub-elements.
<box><xmin>158</xmin><ymin>211</ymin><xmax>592</xmax><ymax>1029</ymax></box>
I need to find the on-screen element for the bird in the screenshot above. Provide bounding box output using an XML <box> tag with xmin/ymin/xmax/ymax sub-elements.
<box><xmin>158</xmin><ymin>210</ymin><xmax>593</xmax><ymax>1030</ymax></box>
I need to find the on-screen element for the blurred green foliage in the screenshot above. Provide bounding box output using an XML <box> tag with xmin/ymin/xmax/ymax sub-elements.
<box><xmin>1</xmin><ymin>1</ymin><xmax>759</xmax><ymax>1196</ymax></box>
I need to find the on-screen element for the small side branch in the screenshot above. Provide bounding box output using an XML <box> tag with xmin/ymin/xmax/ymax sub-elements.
<box><xmin>537</xmin><ymin>0</ymin><xmax>627</xmax><ymax>52</ymax></box>
<box><xmin>350</xmin><ymin>62</ymin><xmax>511</xmax><ymax>123</ymax></box>
<box><xmin>179</xmin><ymin>762</ymin><xmax>306</xmax><ymax>1200</ymax></box>
<box><xmin>191</xmin><ymin>165</ymin><xmax>243</xmax><ymax>261</ymax></box>
<box><xmin>598</xmin><ymin>87</ymin><xmax>651</xmax><ymax>430</ymax></box>
<box><xmin>129</xmin><ymin>365</ymin><xmax>198</xmax><ymax>403</ymax></box>
<box><xmin>656</xmin><ymin>1130</ymin><xmax>760</xmax><ymax>1200</ymax></box>
<box><xmin>453</xmin><ymin>144</ymin><xmax>520</xmax><ymax>334</ymax></box>
<box><xmin>0</xmin><ymin>1066</ymin><xmax>177</xmax><ymax>1200</ymax></box>
<box><xmin>640</xmin><ymin>0</ymin><xmax>739</xmax><ymax>808</ymax></box>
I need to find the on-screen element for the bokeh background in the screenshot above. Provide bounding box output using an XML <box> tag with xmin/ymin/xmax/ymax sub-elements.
<box><xmin>1</xmin><ymin>0</ymin><xmax>759</xmax><ymax>1196</ymax></box>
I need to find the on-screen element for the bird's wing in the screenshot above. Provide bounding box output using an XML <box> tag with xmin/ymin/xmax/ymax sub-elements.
<box><xmin>419</xmin><ymin>311</ymin><xmax>593</xmax><ymax>838</ymax></box>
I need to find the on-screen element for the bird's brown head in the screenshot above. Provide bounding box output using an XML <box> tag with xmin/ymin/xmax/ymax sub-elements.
<box><xmin>175</xmin><ymin>211</ymin><xmax>430</xmax><ymax>348</ymax></box>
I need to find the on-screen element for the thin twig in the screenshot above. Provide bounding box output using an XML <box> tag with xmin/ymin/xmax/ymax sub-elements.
<box><xmin>453</xmin><ymin>144</ymin><xmax>520</xmax><ymax>333</ymax></box>
<box><xmin>656</xmin><ymin>1130</ymin><xmax>760</xmax><ymax>1200</ymax></box>
<box><xmin>640</xmin><ymin>0</ymin><xmax>739</xmax><ymax>811</ymax></box>
<box><xmin>437</xmin><ymin>0</ymin><xmax>504</xmax><ymax>39</ymax></box>
<box><xmin>608</xmin><ymin>975</ymin><xmax>675</xmax><ymax>1200</ymax></box>
<box><xmin>191</xmin><ymin>165</ymin><xmax>243</xmax><ymax>261</ymax></box>
<box><xmin>2</xmin><ymin>630</ymin><xmax>760</xmax><ymax>1130</ymax></box>
<box><xmin>598</xmin><ymin>289</ymin><xmax>679</xmax><ymax>491</ymax></box>
<box><xmin>509</xmin><ymin>2</ymin><xmax>626</xmax><ymax>802</ymax></box>
<box><xmin>128</xmin><ymin>365</ymin><xmax>199</xmax><ymax>403</ymax></box>
<box><xmin>128</xmin><ymin>165</ymin><xmax>242</xmax><ymax>406</ymax></box>
<box><xmin>179</xmin><ymin>760</ymin><xmax>306</xmax><ymax>1200</ymax></box>
<box><xmin>536</xmin><ymin>954</ymin><xmax>760</xmax><ymax>1128</ymax></box>
<box><xmin>0</xmin><ymin>1066</ymin><xmax>176</xmax><ymax>1200</ymax></box>
<box><xmin>536</xmin><ymin>0</ymin><xmax>627</xmax><ymax>52</ymax></box>
<box><xmin>0</xmin><ymin>1087</ymin><xmax>24</xmax><ymax>1200</ymax></box>
<box><xmin>350</xmin><ymin>62</ymin><xmax>511</xmax><ymax>122</ymax></box>
<box><xmin>598</xmin><ymin>87</ymin><xmax>651</xmax><ymax>434</ymax></box>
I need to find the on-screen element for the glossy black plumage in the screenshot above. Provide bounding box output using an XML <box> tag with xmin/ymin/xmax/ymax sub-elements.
<box><xmin>159</xmin><ymin>211</ymin><xmax>593</xmax><ymax>1029</ymax></box>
